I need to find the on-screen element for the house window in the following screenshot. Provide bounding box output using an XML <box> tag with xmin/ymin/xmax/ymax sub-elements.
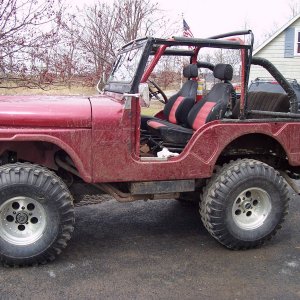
<box><xmin>295</xmin><ymin>29</ymin><xmax>300</xmax><ymax>55</ymax></box>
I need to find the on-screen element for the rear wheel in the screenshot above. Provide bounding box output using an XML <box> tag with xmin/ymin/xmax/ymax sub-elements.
<box><xmin>0</xmin><ymin>163</ymin><xmax>74</xmax><ymax>266</ymax></box>
<box><xmin>200</xmin><ymin>159</ymin><xmax>289</xmax><ymax>249</ymax></box>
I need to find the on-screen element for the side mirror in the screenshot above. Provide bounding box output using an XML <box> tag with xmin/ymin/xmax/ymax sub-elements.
<box><xmin>139</xmin><ymin>83</ymin><xmax>150</xmax><ymax>107</ymax></box>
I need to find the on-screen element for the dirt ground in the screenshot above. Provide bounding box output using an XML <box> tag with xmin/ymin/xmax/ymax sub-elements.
<box><xmin>0</xmin><ymin>190</ymin><xmax>300</xmax><ymax>300</ymax></box>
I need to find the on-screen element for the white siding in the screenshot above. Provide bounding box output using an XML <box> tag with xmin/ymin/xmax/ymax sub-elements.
<box><xmin>250</xmin><ymin>17</ymin><xmax>300</xmax><ymax>83</ymax></box>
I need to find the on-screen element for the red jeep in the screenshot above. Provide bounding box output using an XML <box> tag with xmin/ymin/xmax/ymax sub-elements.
<box><xmin>0</xmin><ymin>30</ymin><xmax>299</xmax><ymax>266</ymax></box>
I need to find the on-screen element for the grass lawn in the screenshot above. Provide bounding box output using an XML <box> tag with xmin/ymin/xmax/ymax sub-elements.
<box><xmin>0</xmin><ymin>85</ymin><xmax>165</xmax><ymax>116</ymax></box>
<box><xmin>141</xmin><ymin>100</ymin><xmax>164</xmax><ymax>116</ymax></box>
<box><xmin>0</xmin><ymin>85</ymin><xmax>96</xmax><ymax>96</ymax></box>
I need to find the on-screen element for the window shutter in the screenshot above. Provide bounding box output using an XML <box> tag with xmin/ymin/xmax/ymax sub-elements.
<box><xmin>284</xmin><ymin>27</ymin><xmax>295</xmax><ymax>58</ymax></box>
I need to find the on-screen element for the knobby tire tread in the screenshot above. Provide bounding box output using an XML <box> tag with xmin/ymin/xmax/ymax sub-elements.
<box><xmin>0</xmin><ymin>163</ymin><xmax>75</xmax><ymax>267</ymax></box>
<box><xmin>200</xmin><ymin>159</ymin><xmax>289</xmax><ymax>250</ymax></box>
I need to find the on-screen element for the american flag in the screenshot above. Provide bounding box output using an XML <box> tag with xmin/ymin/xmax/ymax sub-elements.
<box><xmin>183</xmin><ymin>19</ymin><xmax>194</xmax><ymax>38</ymax></box>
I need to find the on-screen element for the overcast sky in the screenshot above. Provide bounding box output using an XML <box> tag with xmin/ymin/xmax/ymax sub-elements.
<box><xmin>69</xmin><ymin>0</ymin><xmax>299</xmax><ymax>47</ymax></box>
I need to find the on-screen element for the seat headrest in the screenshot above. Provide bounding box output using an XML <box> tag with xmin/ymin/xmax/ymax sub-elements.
<box><xmin>213</xmin><ymin>64</ymin><xmax>233</xmax><ymax>81</ymax></box>
<box><xmin>183</xmin><ymin>64</ymin><xmax>198</xmax><ymax>78</ymax></box>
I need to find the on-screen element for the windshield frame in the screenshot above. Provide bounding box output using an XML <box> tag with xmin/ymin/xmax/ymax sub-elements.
<box><xmin>104</xmin><ymin>38</ymin><xmax>152</xmax><ymax>94</ymax></box>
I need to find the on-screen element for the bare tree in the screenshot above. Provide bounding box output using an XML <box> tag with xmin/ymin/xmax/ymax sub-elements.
<box><xmin>206</xmin><ymin>49</ymin><xmax>241</xmax><ymax>74</ymax></box>
<box><xmin>77</xmin><ymin>2</ymin><xmax>122</xmax><ymax>87</ymax></box>
<box><xmin>0</xmin><ymin>0</ymin><xmax>177</xmax><ymax>90</ymax></box>
<box><xmin>69</xmin><ymin>0</ymin><xmax>171</xmax><ymax>88</ymax></box>
<box><xmin>150</xmin><ymin>56</ymin><xmax>182</xmax><ymax>89</ymax></box>
<box><xmin>0</xmin><ymin>0</ymin><xmax>63</xmax><ymax>88</ymax></box>
<box><xmin>116</xmin><ymin>0</ymin><xmax>161</xmax><ymax>42</ymax></box>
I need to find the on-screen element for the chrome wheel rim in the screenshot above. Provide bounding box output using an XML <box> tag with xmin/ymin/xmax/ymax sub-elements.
<box><xmin>0</xmin><ymin>196</ymin><xmax>46</xmax><ymax>245</ymax></box>
<box><xmin>232</xmin><ymin>188</ymin><xmax>272</xmax><ymax>230</ymax></box>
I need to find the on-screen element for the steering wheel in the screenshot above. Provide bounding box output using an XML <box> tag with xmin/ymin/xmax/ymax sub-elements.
<box><xmin>148</xmin><ymin>80</ymin><xmax>168</xmax><ymax>104</ymax></box>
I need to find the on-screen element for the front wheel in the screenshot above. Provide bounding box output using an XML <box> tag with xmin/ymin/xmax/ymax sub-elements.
<box><xmin>0</xmin><ymin>163</ymin><xmax>75</xmax><ymax>266</ymax></box>
<box><xmin>200</xmin><ymin>159</ymin><xmax>289</xmax><ymax>249</ymax></box>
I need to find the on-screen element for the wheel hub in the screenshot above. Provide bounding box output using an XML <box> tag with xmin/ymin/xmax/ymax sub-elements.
<box><xmin>0</xmin><ymin>196</ymin><xmax>46</xmax><ymax>245</ymax></box>
<box><xmin>16</xmin><ymin>212</ymin><xmax>28</xmax><ymax>224</ymax></box>
<box><xmin>232</xmin><ymin>188</ymin><xmax>272</xmax><ymax>230</ymax></box>
<box><xmin>244</xmin><ymin>202</ymin><xmax>251</xmax><ymax>210</ymax></box>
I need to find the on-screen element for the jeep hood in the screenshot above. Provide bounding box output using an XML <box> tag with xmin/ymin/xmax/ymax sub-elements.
<box><xmin>0</xmin><ymin>95</ymin><xmax>92</xmax><ymax>128</ymax></box>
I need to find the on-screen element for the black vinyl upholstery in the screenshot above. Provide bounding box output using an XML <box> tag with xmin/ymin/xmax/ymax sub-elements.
<box><xmin>163</xmin><ymin>96</ymin><xmax>195</xmax><ymax>124</ymax></box>
<box><xmin>141</xmin><ymin>115</ymin><xmax>160</xmax><ymax>130</ymax></box>
<box><xmin>147</xmin><ymin>119</ymin><xmax>194</xmax><ymax>144</ymax></box>
<box><xmin>162</xmin><ymin>64</ymin><xmax>198</xmax><ymax>123</ymax></box>
<box><xmin>183</xmin><ymin>64</ymin><xmax>198</xmax><ymax>78</ymax></box>
<box><xmin>213</xmin><ymin>64</ymin><xmax>233</xmax><ymax>81</ymax></box>
<box><xmin>187</xmin><ymin>82</ymin><xmax>234</xmax><ymax>130</ymax></box>
<box><xmin>142</xmin><ymin>64</ymin><xmax>198</xmax><ymax>131</ymax></box>
<box><xmin>232</xmin><ymin>91</ymin><xmax>290</xmax><ymax>118</ymax></box>
<box><xmin>148</xmin><ymin>63</ymin><xmax>234</xmax><ymax>144</ymax></box>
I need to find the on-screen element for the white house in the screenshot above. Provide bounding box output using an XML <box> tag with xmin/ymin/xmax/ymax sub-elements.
<box><xmin>250</xmin><ymin>13</ymin><xmax>300</xmax><ymax>82</ymax></box>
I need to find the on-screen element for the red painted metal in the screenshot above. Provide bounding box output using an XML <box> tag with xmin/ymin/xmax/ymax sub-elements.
<box><xmin>90</xmin><ymin>111</ymin><xmax>300</xmax><ymax>182</ymax></box>
<box><xmin>0</xmin><ymin>37</ymin><xmax>299</xmax><ymax>187</ymax></box>
<box><xmin>0</xmin><ymin>92</ymin><xmax>300</xmax><ymax>183</ymax></box>
<box><xmin>141</xmin><ymin>45</ymin><xmax>167</xmax><ymax>83</ymax></box>
<box><xmin>240</xmin><ymin>48</ymin><xmax>246</xmax><ymax>116</ymax></box>
<box><xmin>223</xmin><ymin>37</ymin><xmax>246</xmax><ymax>117</ymax></box>
<box><xmin>0</xmin><ymin>128</ymin><xmax>92</xmax><ymax>181</ymax></box>
<box><xmin>191</xmin><ymin>49</ymin><xmax>199</xmax><ymax>64</ymax></box>
<box><xmin>0</xmin><ymin>95</ymin><xmax>92</xmax><ymax>128</ymax></box>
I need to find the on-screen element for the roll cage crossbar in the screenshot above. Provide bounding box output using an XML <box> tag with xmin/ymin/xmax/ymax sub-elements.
<box><xmin>197</xmin><ymin>61</ymin><xmax>215</xmax><ymax>71</ymax></box>
<box><xmin>142</xmin><ymin>30</ymin><xmax>253</xmax><ymax>118</ymax></box>
<box><xmin>148</xmin><ymin>30</ymin><xmax>254</xmax><ymax>56</ymax></box>
<box><xmin>153</xmin><ymin>37</ymin><xmax>251</xmax><ymax>50</ymax></box>
<box><xmin>122</xmin><ymin>30</ymin><xmax>254</xmax><ymax>53</ymax></box>
<box><xmin>108</xmin><ymin>30</ymin><xmax>299</xmax><ymax>120</ymax></box>
<box><xmin>116</xmin><ymin>31</ymin><xmax>257</xmax><ymax>118</ymax></box>
<box><xmin>249</xmin><ymin>57</ymin><xmax>298</xmax><ymax>115</ymax></box>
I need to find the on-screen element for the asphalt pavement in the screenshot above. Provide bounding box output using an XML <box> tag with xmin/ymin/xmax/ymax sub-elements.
<box><xmin>1</xmin><ymin>191</ymin><xmax>300</xmax><ymax>300</ymax></box>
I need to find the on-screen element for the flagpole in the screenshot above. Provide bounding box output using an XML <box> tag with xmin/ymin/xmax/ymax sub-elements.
<box><xmin>181</xmin><ymin>15</ymin><xmax>195</xmax><ymax>88</ymax></box>
<box><xmin>180</xmin><ymin>13</ymin><xmax>184</xmax><ymax>88</ymax></box>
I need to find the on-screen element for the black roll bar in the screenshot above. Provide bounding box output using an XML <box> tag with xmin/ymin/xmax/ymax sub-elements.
<box><xmin>251</xmin><ymin>57</ymin><xmax>298</xmax><ymax>113</ymax></box>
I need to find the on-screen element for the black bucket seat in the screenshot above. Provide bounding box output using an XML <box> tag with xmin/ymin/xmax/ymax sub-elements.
<box><xmin>147</xmin><ymin>64</ymin><xmax>234</xmax><ymax>145</ymax></box>
<box><xmin>141</xmin><ymin>64</ymin><xmax>198</xmax><ymax>130</ymax></box>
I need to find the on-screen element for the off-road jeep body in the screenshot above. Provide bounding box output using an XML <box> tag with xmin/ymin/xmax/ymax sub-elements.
<box><xmin>0</xmin><ymin>30</ymin><xmax>299</xmax><ymax>266</ymax></box>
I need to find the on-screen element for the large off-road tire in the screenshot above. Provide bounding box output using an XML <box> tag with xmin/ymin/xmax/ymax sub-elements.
<box><xmin>200</xmin><ymin>159</ymin><xmax>289</xmax><ymax>249</ymax></box>
<box><xmin>0</xmin><ymin>163</ymin><xmax>74</xmax><ymax>266</ymax></box>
